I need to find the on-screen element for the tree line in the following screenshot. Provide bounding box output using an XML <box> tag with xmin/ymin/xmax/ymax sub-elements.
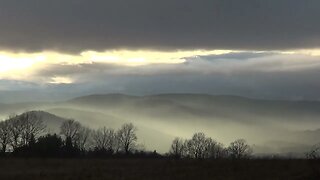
<box><xmin>169</xmin><ymin>133</ymin><xmax>252</xmax><ymax>159</ymax></box>
<box><xmin>0</xmin><ymin>111</ymin><xmax>254</xmax><ymax>159</ymax></box>
<box><xmin>0</xmin><ymin>111</ymin><xmax>144</xmax><ymax>157</ymax></box>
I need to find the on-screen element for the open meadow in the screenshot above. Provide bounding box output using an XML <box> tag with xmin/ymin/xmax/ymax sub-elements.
<box><xmin>0</xmin><ymin>158</ymin><xmax>319</xmax><ymax>180</ymax></box>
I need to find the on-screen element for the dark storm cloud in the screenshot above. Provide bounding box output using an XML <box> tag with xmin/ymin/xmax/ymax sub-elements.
<box><xmin>0</xmin><ymin>0</ymin><xmax>320</xmax><ymax>53</ymax></box>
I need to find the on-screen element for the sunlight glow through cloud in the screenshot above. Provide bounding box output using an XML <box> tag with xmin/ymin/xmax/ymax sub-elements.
<box><xmin>0</xmin><ymin>53</ymin><xmax>44</xmax><ymax>73</ymax></box>
<box><xmin>0</xmin><ymin>49</ymin><xmax>234</xmax><ymax>78</ymax></box>
<box><xmin>0</xmin><ymin>49</ymin><xmax>319</xmax><ymax>84</ymax></box>
<box><xmin>49</xmin><ymin>76</ymin><xmax>73</xmax><ymax>84</ymax></box>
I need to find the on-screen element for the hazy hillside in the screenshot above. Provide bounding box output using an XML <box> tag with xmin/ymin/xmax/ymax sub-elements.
<box><xmin>1</xmin><ymin>93</ymin><xmax>320</xmax><ymax>154</ymax></box>
<box><xmin>15</xmin><ymin>111</ymin><xmax>67</xmax><ymax>134</ymax></box>
<box><xmin>67</xmin><ymin>94</ymin><xmax>320</xmax><ymax>125</ymax></box>
<box><xmin>46</xmin><ymin>107</ymin><xmax>122</xmax><ymax>128</ymax></box>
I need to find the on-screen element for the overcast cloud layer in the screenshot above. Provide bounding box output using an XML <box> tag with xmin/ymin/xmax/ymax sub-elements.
<box><xmin>1</xmin><ymin>0</ymin><xmax>320</xmax><ymax>52</ymax></box>
<box><xmin>1</xmin><ymin>1</ymin><xmax>320</xmax><ymax>102</ymax></box>
<box><xmin>1</xmin><ymin>51</ymin><xmax>320</xmax><ymax>102</ymax></box>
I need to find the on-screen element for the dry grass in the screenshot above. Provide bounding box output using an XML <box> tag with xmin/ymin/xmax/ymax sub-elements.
<box><xmin>0</xmin><ymin>158</ymin><xmax>319</xmax><ymax>180</ymax></box>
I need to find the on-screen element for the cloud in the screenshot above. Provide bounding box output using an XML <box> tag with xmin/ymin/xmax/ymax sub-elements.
<box><xmin>14</xmin><ymin>51</ymin><xmax>317</xmax><ymax>100</ymax></box>
<box><xmin>0</xmin><ymin>0</ymin><xmax>320</xmax><ymax>53</ymax></box>
<box><xmin>0</xmin><ymin>80</ymin><xmax>39</xmax><ymax>91</ymax></box>
<box><xmin>1</xmin><ymin>49</ymin><xmax>320</xmax><ymax>101</ymax></box>
<box><xmin>0</xmin><ymin>49</ymin><xmax>234</xmax><ymax>82</ymax></box>
<box><xmin>194</xmin><ymin>52</ymin><xmax>277</xmax><ymax>61</ymax></box>
<box><xmin>29</xmin><ymin>51</ymin><xmax>320</xmax><ymax>77</ymax></box>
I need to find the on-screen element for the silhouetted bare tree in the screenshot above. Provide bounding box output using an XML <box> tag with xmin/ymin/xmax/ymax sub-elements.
<box><xmin>7</xmin><ymin>114</ymin><xmax>25</xmax><ymax>149</ymax></box>
<box><xmin>169</xmin><ymin>137</ymin><xmax>186</xmax><ymax>158</ymax></box>
<box><xmin>117</xmin><ymin>123</ymin><xmax>137</xmax><ymax>154</ymax></box>
<box><xmin>228</xmin><ymin>139</ymin><xmax>252</xmax><ymax>159</ymax></box>
<box><xmin>169</xmin><ymin>133</ymin><xmax>227</xmax><ymax>159</ymax></box>
<box><xmin>206</xmin><ymin>141</ymin><xmax>227</xmax><ymax>159</ymax></box>
<box><xmin>93</xmin><ymin>127</ymin><xmax>116</xmax><ymax>152</ymax></box>
<box><xmin>0</xmin><ymin>120</ymin><xmax>11</xmax><ymax>153</ymax></box>
<box><xmin>60</xmin><ymin>119</ymin><xmax>92</xmax><ymax>151</ymax></box>
<box><xmin>19</xmin><ymin>112</ymin><xmax>46</xmax><ymax>146</ymax></box>
<box><xmin>185</xmin><ymin>132</ymin><xmax>212</xmax><ymax>159</ymax></box>
<box><xmin>76</xmin><ymin>126</ymin><xmax>92</xmax><ymax>151</ymax></box>
<box><xmin>60</xmin><ymin>119</ymin><xmax>81</xmax><ymax>143</ymax></box>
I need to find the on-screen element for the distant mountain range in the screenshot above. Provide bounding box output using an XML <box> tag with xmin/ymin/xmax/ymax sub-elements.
<box><xmin>1</xmin><ymin>93</ymin><xmax>320</xmax><ymax>155</ymax></box>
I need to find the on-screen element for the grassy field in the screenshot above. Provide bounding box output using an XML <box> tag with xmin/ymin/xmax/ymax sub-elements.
<box><xmin>0</xmin><ymin>158</ymin><xmax>319</xmax><ymax>180</ymax></box>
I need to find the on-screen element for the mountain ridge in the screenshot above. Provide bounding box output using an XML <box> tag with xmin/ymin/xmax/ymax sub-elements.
<box><xmin>1</xmin><ymin>93</ymin><xmax>320</xmax><ymax>154</ymax></box>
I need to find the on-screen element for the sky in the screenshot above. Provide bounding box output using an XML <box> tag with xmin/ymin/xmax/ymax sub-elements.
<box><xmin>1</xmin><ymin>0</ymin><xmax>320</xmax><ymax>102</ymax></box>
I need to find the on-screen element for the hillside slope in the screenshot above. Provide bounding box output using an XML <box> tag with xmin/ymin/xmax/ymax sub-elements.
<box><xmin>1</xmin><ymin>93</ymin><xmax>320</xmax><ymax>154</ymax></box>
